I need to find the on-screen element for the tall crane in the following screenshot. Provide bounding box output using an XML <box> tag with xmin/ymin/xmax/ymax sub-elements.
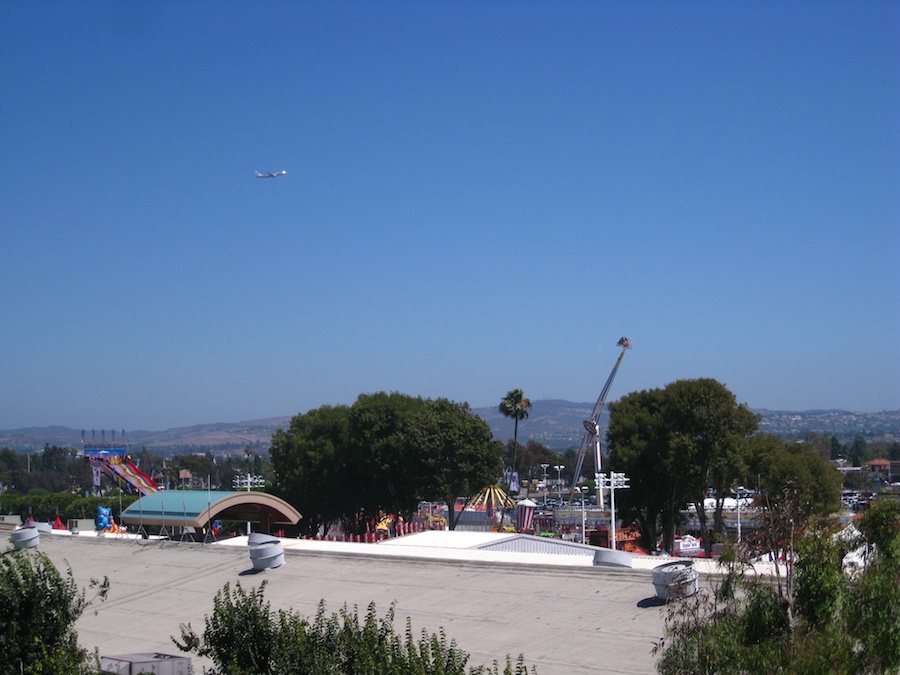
<box><xmin>568</xmin><ymin>337</ymin><xmax>632</xmax><ymax>504</ymax></box>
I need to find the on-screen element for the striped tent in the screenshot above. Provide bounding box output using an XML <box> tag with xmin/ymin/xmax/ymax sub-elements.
<box><xmin>516</xmin><ymin>499</ymin><xmax>537</xmax><ymax>533</ymax></box>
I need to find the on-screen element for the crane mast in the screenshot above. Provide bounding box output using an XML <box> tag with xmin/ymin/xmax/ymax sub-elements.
<box><xmin>568</xmin><ymin>337</ymin><xmax>632</xmax><ymax>504</ymax></box>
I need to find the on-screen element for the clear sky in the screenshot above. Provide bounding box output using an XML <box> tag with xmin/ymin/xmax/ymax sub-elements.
<box><xmin>2</xmin><ymin>2</ymin><xmax>898</xmax><ymax>431</ymax></box>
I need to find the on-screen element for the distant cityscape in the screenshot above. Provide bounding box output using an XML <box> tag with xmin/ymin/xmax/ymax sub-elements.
<box><xmin>754</xmin><ymin>409</ymin><xmax>900</xmax><ymax>443</ymax></box>
<box><xmin>1</xmin><ymin>402</ymin><xmax>897</xmax><ymax>455</ymax></box>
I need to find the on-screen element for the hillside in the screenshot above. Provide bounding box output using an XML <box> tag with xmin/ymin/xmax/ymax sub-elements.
<box><xmin>1</xmin><ymin>404</ymin><xmax>897</xmax><ymax>454</ymax></box>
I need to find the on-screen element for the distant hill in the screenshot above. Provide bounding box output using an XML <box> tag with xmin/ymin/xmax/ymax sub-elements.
<box><xmin>0</xmin><ymin>418</ymin><xmax>291</xmax><ymax>455</ymax></box>
<box><xmin>473</xmin><ymin>399</ymin><xmax>604</xmax><ymax>449</ymax></box>
<box><xmin>1</xmin><ymin>404</ymin><xmax>897</xmax><ymax>455</ymax></box>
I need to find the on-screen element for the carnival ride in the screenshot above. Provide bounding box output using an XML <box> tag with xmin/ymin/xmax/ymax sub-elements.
<box><xmin>568</xmin><ymin>337</ymin><xmax>632</xmax><ymax>503</ymax></box>
<box><xmin>467</xmin><ymin>485</ymin><xmax>517</xmax><ymax>531</ymax></box>
<box><xmin>468</xmin><ymin>485</ymin><xmax>516</xmax><ymax>512</ymax></box>
<box><xmin>83</xmin><ymin>430</ymin><xmax>159</xmax><ymax>496</ymax></box>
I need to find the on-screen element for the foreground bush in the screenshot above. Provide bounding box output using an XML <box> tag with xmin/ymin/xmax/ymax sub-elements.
<box><xmin>0</xmin><ymin>549</ymin><xmax>108</xmax><ymax>675</ymax></box>
<box><xmin>173</xmin><ymin>581</ymin><xmax>535</xmax><ymax>675</ymax></box>
<box><xmin>654</xmin><ymin>498</ymin><xmax>900</xmax><ymax>674</ymax></box>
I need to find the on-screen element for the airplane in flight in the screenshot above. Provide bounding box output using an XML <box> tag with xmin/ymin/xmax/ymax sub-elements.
<box><xmin>255</xmin><ymin>170</ymin><xmax>287</xmax><ymax>178</ymax></box>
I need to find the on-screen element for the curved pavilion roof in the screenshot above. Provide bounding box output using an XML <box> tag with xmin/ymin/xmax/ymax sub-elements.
<box><xmin>121</xmin><ymin>490</ymin><xmax>301</xmax><ymax>531</ymax></box>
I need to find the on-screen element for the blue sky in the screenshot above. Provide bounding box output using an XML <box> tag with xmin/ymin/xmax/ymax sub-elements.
<box><xmin>2</xmin><ymin>2</ymin><xmax>898</xmax><ymax>431</ymax></box>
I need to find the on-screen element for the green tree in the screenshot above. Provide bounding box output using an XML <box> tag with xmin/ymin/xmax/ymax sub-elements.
<box><xmin>518</xmin><ymin>440</ymin><xmax>557</xmax><ymax>496</ymax></box>
<box><xmin>793</xmin><ymin>521</ymin><xmax>845</xmax><ymax>628</ymax></box>
<box><xmin>177</xmin><ymin>453</ymin><xmax>215</xmax><ymax>487</ymax></box>
<box><xmin>743</xmin><ymin>434</ymin><xmax>842</xmax><ymax>602</ymax></box>
<box><xmin>607</xmin><ymin>379</ymin><xmax>757</xmax><ymax>553</ymax></box>
<box><xmin>345</xmin><ymin>392</ymin><xmax>427</xmax><ymax>531</ymax></box>
<box><xmin>12</xmin><ymin>445</ymin><xmax>89</xmax><ymax>494</ymax></box>
<box><xmin>270</xmin><ymin>404</ymin><xmax>351</xmax><ymax>537</ymax></box>
<box><xmin>273</xmin><ymin>394</ymin><xmax>504</xmax><ymax>535</ymax></box>
<box><xmin>0</xmin><ymin>447</ymin><xmax>22</xmax><ymax>492</ymax></box>
<box><xmin>662</xmin><ymin>379</ymin><xmax>758</xmax><ymax>554</ymax></box>
<box><xmin>846</xmin><ymin>498</ymin><xmax>900</xmax><ymax>672</ymax></box>
<box><xmin>607</xmin><ymin>387</ymin><xmax>680</xmax><ymax>552</ymax></box>
<box><xmin>406</xmin><ymin>398</ymin><xmax>502</xmax><ymax>530</ymax></box>
<box><xmin>0</xmin><ymin>550</ymin><xmax>108</xmax><ymax>675</ymax></box>
<box><xmin>498</xmin><ymin>389</ymin><xmax>532</xmax><ymax>477</ymax></box>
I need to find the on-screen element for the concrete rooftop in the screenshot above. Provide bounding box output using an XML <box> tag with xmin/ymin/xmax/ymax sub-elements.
<box><xmin>1</xmin><ymin>529</ymin><xmax>718</xmax><ymax>674</ymax></box>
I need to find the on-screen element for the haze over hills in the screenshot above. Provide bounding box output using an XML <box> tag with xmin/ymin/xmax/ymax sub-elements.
<box><xmin>1</xmin><ymin>402</ymin><xmax>898</xmax><ymax>455</ymax></box>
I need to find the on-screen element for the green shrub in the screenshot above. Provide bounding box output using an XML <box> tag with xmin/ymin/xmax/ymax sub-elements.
<box><xmin>656</xmin><ymin>499</ymin><xmax>900</xmax><ymax>674</ymax></box>
<box><xmin>0</xmin><ymin>549</ymin><xmax>107</xmax><ymax>675</ymax></box>
<box><xmin>174</xmin><ymin>581</ymin><xmax>535</xmax><ymax>674</ymax></box>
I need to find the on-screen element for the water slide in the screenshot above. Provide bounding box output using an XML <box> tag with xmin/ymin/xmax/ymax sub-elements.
<box><xmin>98</xmin><ymin>458</ymin><xmax>159</xmax><ymax>495</ymax></box>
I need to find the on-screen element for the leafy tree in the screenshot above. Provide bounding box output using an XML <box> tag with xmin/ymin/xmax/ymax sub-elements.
<box><xmin>607</xmin><ymin>387</ymin><xmax>680</xmax><ymax>552</ymax></box>
<box><xmin>10</xmin><ymin>445</ymin><xmax>91</xmax><ymax>495</ymax></box>
<box><xmin>848</xmin><ymin>435</ymin><xmax>868</xmax><ymax>467</ymax></box>
<box><xmin>0</xmin><ymin>447</ymin><xmax>21</xmax><ymax>492</ymax></box>
<box><xmin>872</xmin><ymin>440</ymin><xmax>900</xmax><ymax>462</ymax></box>
<box><xmin>607</xmin><ymin>379</ymin><xmax>757</xmax><ymax>553</ymax></box>
<box><xmin>498</xmin><ymin>389</ymin><xmax>531</xmax><ymax>476</ymax></box>
<box><xmin>0</xmin><ymin>550</ymin><xmax>108</xmax><ymax>675</ymax></box>
<box><xmin>273</xmin><ymin>393</ymin><xmax>503</xmax><ymax>536</ymax></box>
<box><xmin>743</xmin><ymin>434</ymin><xmax>842</xmax><ymax>602</ymax></box>
<box><xmin>406</xmin><ymin>398</ymin><xmax>502</xmax><ymax>530</ymax></box>
<box><xmin>174</xmin><ymin>580</ymin><xmax>535</xmax><ymax>675</ymax></box>
<box><xmin>177</xmin><ymin>453</ymin><xmax>216</xmax><ymax>487</ymax></box>
<box><xmin>662</xmin><ymin>379</ymin><xmax>758</xmax><ymax>554</ymax></box>
<box><xmin>799</xmin><ymin>432</ymin><xmax>833</xmax><ymax>462</ymax></box>
<box><xmin>345</xmin><ymin>392</ymin><xmax>427</xmax><ymax>532</ymax></box>
<box><xmin>846</xmin><ymin>498</ymin><xmax>900</xmax><ymax>672</ymax></box>
<box><xmin>270</xmin><ymin>404</ymin><xmax>351</xmax><ymax>537</ymax></box>
<box><xmin>793</xmin><ymin>520</ymin><xmax>845</xmax><ymax>628</ymax></box>
<box><xmin>517</xmin><ymin>440</ymin><xmax>557</xmax><ymax>495</ymax></box>
<box><xmin>830</xmin><ymin>435</ymin><xmax>844</xmax><ymax>461</ymax></box>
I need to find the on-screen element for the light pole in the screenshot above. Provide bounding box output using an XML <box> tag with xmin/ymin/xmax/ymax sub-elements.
<box><xmin>734</xmin><ymin>485</ymin><xmax>745</xmax><ymax>544</ymax></box>
<box><xmin>554</xmin><ymin>465</ymin><xmax>564</xmax><ymax>501</ymax></box>
<box><xmin>597</xmin><ymin>472</ymin><xmax>629</xmax><ymax>551</ymax></box>
<box><xmin>576</xmin><ymin>487</ymin><xmax>587</xmax><ymax>544</ymax></box>
<box><xmin>540</xmin><ymin>464</ymin><xmax>549</xmax><ymax>505</ymax></box>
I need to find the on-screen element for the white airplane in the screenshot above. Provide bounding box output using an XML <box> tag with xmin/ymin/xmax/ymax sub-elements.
<box><xmin>255</xmin><ymin>170</ymin><xmax>287</xmax><ymax>178</ymax></box>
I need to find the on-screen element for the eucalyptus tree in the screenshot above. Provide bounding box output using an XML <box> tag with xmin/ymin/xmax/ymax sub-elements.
<box><xmin>742</xmin><ymin>433</ymin><xmax>843</xmax><ymax>600</ymax></box>
<box><xmin>655</xmin><ymin>481</ymin><xmax>892</xmax><ymax>675</ymax></box>
<box><xmin>498</xmin><ymin>389</ymin><xmax>532</xmax><ymax>478</ymax></box>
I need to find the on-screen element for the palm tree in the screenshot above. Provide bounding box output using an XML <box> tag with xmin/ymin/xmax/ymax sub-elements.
<box><xmin>499</xmin><ymin>388</ymin><xmax>532</xmax><ymax>479</ymax></box>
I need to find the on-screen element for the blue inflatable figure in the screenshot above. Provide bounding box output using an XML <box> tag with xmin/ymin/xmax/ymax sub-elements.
<box><xmin>97</xmin><ymin>506</ymin><xmax>113</xmax><ymax>532</ymax></box>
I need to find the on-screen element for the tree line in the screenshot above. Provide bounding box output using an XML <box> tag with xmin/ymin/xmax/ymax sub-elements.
<box><xmin>3</xmin><ymin>379</ymin><xmax>895</xmax><ymax>547</ymax></box>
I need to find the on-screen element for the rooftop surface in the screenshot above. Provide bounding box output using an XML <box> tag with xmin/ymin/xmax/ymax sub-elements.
<box><xmin>3</xmin><ymin>529</ymin><xmax>738</xmax><ymax>674</ymax></box>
